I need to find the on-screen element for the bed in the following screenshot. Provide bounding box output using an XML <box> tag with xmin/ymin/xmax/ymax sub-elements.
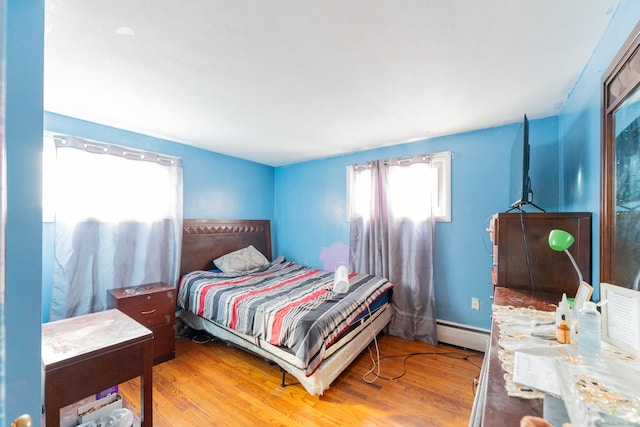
<box><xmin>176</xmin><ymin>219</ymin><xmax>393</xmax><ymax>395</ymax></box>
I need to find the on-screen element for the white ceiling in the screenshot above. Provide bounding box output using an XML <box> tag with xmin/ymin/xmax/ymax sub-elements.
<box><xmin>44</xmin><ymin>0</ymin><xmax>620</xmax><ymax>166</ymax></box>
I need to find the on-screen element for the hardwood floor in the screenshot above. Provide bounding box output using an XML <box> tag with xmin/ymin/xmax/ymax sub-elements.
<box><xmin>119</xmin><ymin>334</ymin><xmax>483</xmax><ymax>426</ymax></box>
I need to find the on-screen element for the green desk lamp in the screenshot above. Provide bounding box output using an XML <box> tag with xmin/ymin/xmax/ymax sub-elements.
<box><xmin>548</xmin><ymin>229</ymin><xmax>583</xmax><ymax>284</ymax></box>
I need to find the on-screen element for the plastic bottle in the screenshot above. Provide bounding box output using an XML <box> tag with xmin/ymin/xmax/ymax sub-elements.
<box><xmin>556</xmin><ymin>314</ymin><xmax>570</xmax><ymax>344</ymax></box>
<box><xmin>578</xmin><ymin>301</ymin><xmax>601</xmax><ymax>362</ymax></box>
<box><xmin>555</xmin><ymin>293</ymin><xmax>571</xmax><ymax>327</ymax></box>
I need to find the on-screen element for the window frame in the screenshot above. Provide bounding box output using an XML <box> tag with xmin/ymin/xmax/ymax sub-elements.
<box><xmin>346</xmin><ymin>150</ymin><xmax>452</xmax><ymax>222</ymax></box>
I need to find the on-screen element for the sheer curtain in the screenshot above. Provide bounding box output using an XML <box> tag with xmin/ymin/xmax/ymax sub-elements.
<box><xmin>49</xmin><ymin>136</ymin><xmax>183</xmax><ymax>321</ymax></box>
<box><xmin>349</xmin><ymin>154</ymin><xmax>437</xmax><ymax>344</ymax></box>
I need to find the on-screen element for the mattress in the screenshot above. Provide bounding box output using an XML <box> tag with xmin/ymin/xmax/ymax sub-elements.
<box><xmin>178</xmin><ymin>256</ymin><xmax>393</xmax><ymax>375</ymax></box>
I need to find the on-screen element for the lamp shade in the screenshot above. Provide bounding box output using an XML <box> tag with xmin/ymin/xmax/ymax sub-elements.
<box><xmin>548</xmin><ymin>229</ymin><xmax>575</xmax><ymax>252</ymax></box>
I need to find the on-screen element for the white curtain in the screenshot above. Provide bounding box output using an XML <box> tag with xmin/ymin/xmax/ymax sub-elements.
<box><xmin>349</xmin><ymin>155</ymin><xmax>437</xmax><ymax>344</ymax></box>
<box><xmin>49</xmin><ymin>136</ymin><xmax>183</xmax><ymax>321</ymax></box>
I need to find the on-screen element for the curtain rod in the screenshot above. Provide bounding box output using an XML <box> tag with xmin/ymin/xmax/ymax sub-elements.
<box><xmin>353</xmin><ymin>150</ymin><xmax>452</xmax><ymax>170</ymax></box>
<box><xmin>54</xmin><ymin>135</ymin><xmax>182</xmax><ymax>167</ymax></box>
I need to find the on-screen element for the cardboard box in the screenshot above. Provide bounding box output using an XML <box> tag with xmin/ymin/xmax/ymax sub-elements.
<box><xmin>96</xmin><ymin>385</ymin><xmax>118</xmax><ymax>400</ymax></box>
<box><xmin>77</xmin><ymin>393</ymin><xmax>123</xmax><ymax>424</ymax></box>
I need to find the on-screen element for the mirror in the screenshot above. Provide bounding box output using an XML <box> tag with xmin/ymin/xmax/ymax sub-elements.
<box><xmin>602</xmin><ymin>21</ymin><xmax>640</xmax><ymax>290</ymax></box>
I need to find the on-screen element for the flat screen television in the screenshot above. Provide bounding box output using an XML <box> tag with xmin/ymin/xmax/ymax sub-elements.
<box><xmin>508</xmin><ymin>114</ymin><xmax>538</xmax><ymax>211</ymax></box>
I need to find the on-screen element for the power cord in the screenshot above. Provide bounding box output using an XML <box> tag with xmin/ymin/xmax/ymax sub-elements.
<box><xmin>362</xmin><ymin>305</ymin><xmax>382</xmax><ymax>384</ymax></box>
<box><xmin>363</xmin><ymin>349</ymin><xmax>482</xmax><ymax>383</ymax></box>
<box><xmin>360</xmin><ymin>304</ymin><xmax>483</xmax><ymax>386</ymax></box>
<box><xmin>518</xmin><ymin>210</ymin><xmax>535</xmax><ymax>293</ymax></box>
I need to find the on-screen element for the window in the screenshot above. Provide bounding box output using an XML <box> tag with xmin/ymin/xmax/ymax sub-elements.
<box><xmin>346</xmin><ymin>151</ymin><xmax>451</xmax><ymax>222</ymax></box>
<box><xmin>43</xmin><ymin>134</ymin><xmax>183</xmax><ymax>320</ymax></box>
<box><xmin>43</xmin><ymin>135</ymin><xmax>180</xmax><ymax>222</ymax></box>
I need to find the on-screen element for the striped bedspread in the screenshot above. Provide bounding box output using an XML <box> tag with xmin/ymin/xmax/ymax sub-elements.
<box><xmin>178</xmin><ymin>257</ymin><xmax>393</xmax><ymax>375</ymax></box>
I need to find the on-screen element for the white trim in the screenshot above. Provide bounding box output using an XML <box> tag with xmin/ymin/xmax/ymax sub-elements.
<box><xmin>431</xmin><ymin>151</ymin><xmax>451</xmax><ymax>222</ymax></box>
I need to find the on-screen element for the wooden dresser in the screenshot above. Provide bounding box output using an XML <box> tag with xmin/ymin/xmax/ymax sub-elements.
<box><xmin>489</xmin><ymin>212</ymin><xmax>591</xmax><ymax>295</ymax></box>
<box><xmin>108</xmin><ymin>282</ymin><xmax>176</xmax><ymax>364</ymax></box>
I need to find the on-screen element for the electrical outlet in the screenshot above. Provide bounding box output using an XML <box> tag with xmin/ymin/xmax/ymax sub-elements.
<box><xmin>471</xmin><ymin>297</ymin><xmax>480</xmax><ymax>310</ymax></box>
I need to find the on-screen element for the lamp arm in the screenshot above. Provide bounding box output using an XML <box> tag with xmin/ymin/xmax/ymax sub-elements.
<box><xmin>564</xmin><ymin>249</ymin><xmax>583</xmax><ymax>284</ymax></box>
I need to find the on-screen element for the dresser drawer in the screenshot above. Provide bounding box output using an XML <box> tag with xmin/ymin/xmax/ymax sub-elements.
<box><xmin>116</xmin><ymin>291</ymin><xmax>175</xmax><ymax>327</ymax></box>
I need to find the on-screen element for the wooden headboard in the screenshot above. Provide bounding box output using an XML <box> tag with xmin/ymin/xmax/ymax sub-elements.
<box><xmin>180</xmin><ymin>219</ymin><xmax>272</xmax><ymax>276</ymax></box>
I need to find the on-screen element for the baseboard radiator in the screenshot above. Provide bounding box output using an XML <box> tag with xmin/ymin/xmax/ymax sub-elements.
<box><xmin>436</xmin><ymin>319</ymin><xmax>490</xmax><ymax>353</ymax></box>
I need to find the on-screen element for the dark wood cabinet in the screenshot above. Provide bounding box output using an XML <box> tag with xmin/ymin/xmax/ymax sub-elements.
<box><xmin>108</xmin><ymin>282</ymin><xmax>176</xmax><ymax>364</ymax></box>
<box><xmin>489</xmin><ymin>212</ymin><xmax>592</xmax><ymax>295</ymax></box>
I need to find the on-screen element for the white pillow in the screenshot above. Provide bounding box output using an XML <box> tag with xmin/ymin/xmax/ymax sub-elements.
<box><xmin>213</xmin><ymin>245</ymin><xmax>269</xmax><ymax>274</ymax></box>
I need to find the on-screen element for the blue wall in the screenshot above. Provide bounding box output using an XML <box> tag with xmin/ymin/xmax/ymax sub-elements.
<box><xmin>5</xmin><ymin>0</ymin><xmax>44</xmax><ymax>421</ymax></box>
<box><xmin>558</xmin><ymin>0</ymin><xmax>640</xmax><ymax>300</ymax></box>
<box><xmin>42</xmin><ymin>113</ymin><xmax>275</xmax><ymax>322</ymax></box>
<box><xmin>275</xmin><ymin>117</ymin><xmax>559</xmax><ymax>330</ymax></box>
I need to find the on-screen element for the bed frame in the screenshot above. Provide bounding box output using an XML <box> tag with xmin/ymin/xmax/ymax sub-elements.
<box><xmin>178</xmin><ymin>219</ymin><xmax>391</xmax><ymax>395</ymax></box>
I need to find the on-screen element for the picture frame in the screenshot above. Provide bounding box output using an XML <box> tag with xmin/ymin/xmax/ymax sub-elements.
<box><xmin>600</xmin><ymin>282</ymin><xmax>640</xmax><ymax>357</ymax></box>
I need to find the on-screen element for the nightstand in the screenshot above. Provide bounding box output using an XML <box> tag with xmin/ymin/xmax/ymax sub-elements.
<box><xmin>108</xmin><ymin>282</ymin><xmax>176</xmax><ymax>364</ymax></box>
